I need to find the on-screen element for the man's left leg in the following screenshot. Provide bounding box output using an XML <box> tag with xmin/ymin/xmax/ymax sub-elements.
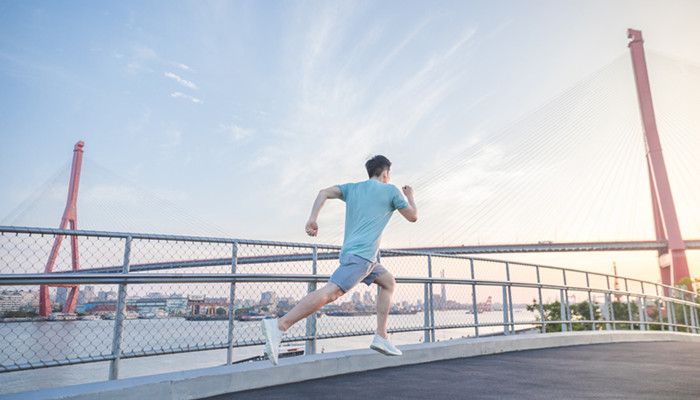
<box><xmin>370</xmin><ymin>271</ymin><xmax>402</xmax><ymax>356</ymax></box>
<box><xmin>374</xmin><ymin>271</ymin><xmax>395</xmax><ymax>338</ymax></box>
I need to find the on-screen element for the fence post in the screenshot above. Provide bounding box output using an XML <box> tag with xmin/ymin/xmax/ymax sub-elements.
<box><xmin>602</xmin><ymin>293</ymin><xmax>611</xmax><ymax>331</ymax></box>
<box><xmin>562</xmin><ymin>270</ymin><xmax>572</xmax><ymax>331</ymax></box>
<box><xmin>654</xmin><ymin>285</ymin><xmax>664</xmax><ymax>331</ymax></box>
<box><xmin>505</xmin><ymin>263</ymin><xmax>514</xmax><ymax>334</ymax></box>
<box><xmin>559</xmin><ymin>289</ymin><xmax>567</xmax><ymax>332</ymax></box>
<box><xmin>470</xmin><ymin>258</ymin><xmax>479</xmax><ymax>338</ymax></box>
<box><xmin>536</xmin><ymin>266</ymin><xmax>545</xmax><ymax>333</ymax></box>
<box><xmin>682</xmin><ymin>291</ymin><xmax>689</xmax><ymax>333</ymax></box>
<box><xmin>428</xmin><ymin>255</ymin><xmax>435</xmax><ymax>342</ymax></box>
<box><xmin>503</xmin><ymin>285</ymin><xmax>510</xmax><ymax>335</ymax></box>
<box><xmin>625</xmin><ymin>279</ymin><xmax>632</xmax><ymax>330</ymax></box>
<box><xmin>226</xmin><ymin>241</ymin><xmax>238</xmax><ymax>365</ymax></box>
<box><xmin>638</xmin><ymin>296</ymin><xmax>645</xmax><ymax>331</ymax></box>
<box><xmin>669</xmin><ymin>288</ymin><xmax>677</xmax><ymax>332</ymax></box>
<box><xmin>586</xmin><ymin>272</ymin><xmax>595</xmax><ymax>331</ymax></box>
<box><xmin>605</xmin><ymin>276</ymin><xmax>616</xmax><ymax>330</ymax></box>
<box><xmin>640</xmin><ymin>284</ymin><xmax>647</xmax><ymax>331</ymax></box>
<box><xmin>305</xmin><ymin>246</ymin><xmax>318</xmax><ymax>355</ymax></box>
<box><xmin>424</xmin><ymin>256</ymin><xmax>430</xmax><ymax>343</ymax></box>
<box><xmin>109</xmin><ymin>235</ymin><xmax>131</xmax><ymax>380</ymax></box>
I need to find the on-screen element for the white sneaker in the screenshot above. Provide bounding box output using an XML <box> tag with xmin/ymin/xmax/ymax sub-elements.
<box><xmin>261</xmin><ymin>318</ymin><xmax>282</xmax><ymax>365</ymax></box>
<box><xmin>370</xmin><ymin>334</ymin><xmax>402</xmax><ymax>356</ymax></box>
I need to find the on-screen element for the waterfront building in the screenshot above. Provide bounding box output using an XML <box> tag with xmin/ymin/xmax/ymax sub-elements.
<box><xmin>55</xmin><ymin>287</ymin><xmax>68</xmax><ymax>308</ymax></box>
<box><xmin>127</xmin><ymin>297</ymin><xmax>187</xmax><ymax>316</ymax></box>
<box><xmin>187</xmin><ymin>296</ymin><xmax>229</xmax><ymax>315</ymax></box>
<box><xmin>76</xmin><ymin>286</ymin><xmax>95</xmax><ymax>305</ymax></box>
<box><xmin>261</xmin><ymin>291</ymin><xmax>277</xmax><ymax>306</ymax></box>
<box><xmin>84</xmin><ymin>304</ymin><xmax>138</xmax><ymax>317</ymax></box>
<box><xmin>0</xmin><ymin>291</ymin><xmax>23</xmax><ymax>314</ymax></box>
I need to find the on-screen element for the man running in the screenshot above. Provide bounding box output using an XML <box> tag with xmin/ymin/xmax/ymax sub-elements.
<box><xmin>261</xmin><ymin>155</ymin><xmax>418</xmax><ymax>365</ymax></box>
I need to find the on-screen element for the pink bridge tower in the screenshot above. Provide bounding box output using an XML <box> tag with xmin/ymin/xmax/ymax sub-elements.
<box><xmin>39</xmin><ymin>141</ymin><xmax>84</xmax><ymax>317</ymax></box>
<box><xmin>627</xmin><ymin>29</ymin><xmax>690</xmax><ymax>290</ymax></box>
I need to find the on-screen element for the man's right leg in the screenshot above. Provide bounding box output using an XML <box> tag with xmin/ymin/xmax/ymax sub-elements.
<box><xmin>262</xmin><ymin>282</ymin><xmax>343</xmax><ymax>365</ymax></box>
<box><xmin>278</xmin><ymin>282</ymin><xmax>344</xmax><ymax>331</ymax></box>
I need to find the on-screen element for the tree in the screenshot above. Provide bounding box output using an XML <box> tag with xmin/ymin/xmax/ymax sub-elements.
<box><xmin>527</xmin><ymin>299</ymin><xmax>602</xmax><ymax>332</ymax></box>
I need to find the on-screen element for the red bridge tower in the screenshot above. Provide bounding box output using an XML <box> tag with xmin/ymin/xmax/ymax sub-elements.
<box><xmin>39</xmin><ymin>141</ymin><xmax>84</xmax><ymax>317</ymax></box>
<box><xmin>628</xmin><ymin>29</ymin><xmax>690</xmax><ymax>289</ymax></box>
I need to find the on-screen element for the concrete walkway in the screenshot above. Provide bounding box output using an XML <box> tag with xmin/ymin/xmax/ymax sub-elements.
<box><xmin>8</xmin><ymin>331</ymin><xmax>700</xmax><ymax>400</ymax></box>
<box><xmin>206</xmin><ymin>341</ymin><xmax>700</xmax><ymax>399</ymax></box>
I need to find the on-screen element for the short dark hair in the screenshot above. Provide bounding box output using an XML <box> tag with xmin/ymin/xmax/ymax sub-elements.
<box><xmin>365</xmin><ymin>155</ymin><xmax>391</xmax><ymax>178</ymax></box>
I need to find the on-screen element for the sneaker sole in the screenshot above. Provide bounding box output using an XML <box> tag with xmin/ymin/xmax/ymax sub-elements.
<box><xmin>370</xmin><ymin>344</ymin><xmax>401</xmax><ymax>356</ymax></box>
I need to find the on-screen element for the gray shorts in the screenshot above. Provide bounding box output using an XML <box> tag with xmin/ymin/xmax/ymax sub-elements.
<box><xmin>329</xmin><ymin>254</ymin><xmax>388</xmax><ymax>292</ymax></box>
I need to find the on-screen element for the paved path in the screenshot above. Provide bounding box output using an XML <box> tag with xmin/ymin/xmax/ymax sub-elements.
<box><xmin>203</xmin><ymin>341</ymin><xmax>700</xmax><ymax>399</ymax></box>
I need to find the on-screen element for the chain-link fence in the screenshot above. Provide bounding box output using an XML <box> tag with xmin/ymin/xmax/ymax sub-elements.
<box><xmin>1</xmin><ymin>226</ymin><xmax>699</xmax><ymax>381</ymax></box>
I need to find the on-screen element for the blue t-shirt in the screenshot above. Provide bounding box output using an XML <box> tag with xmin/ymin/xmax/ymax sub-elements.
<box><xmin>336</xmin><ymin>179</ymin><xmax>409</xmax><ymax>263</ymax></box>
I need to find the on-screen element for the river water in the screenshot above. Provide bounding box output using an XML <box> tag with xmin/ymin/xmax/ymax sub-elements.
<box><xmin>0</xmin><ymin>310</ymin><xmax>537</xmax><ymax>395</ymax></box>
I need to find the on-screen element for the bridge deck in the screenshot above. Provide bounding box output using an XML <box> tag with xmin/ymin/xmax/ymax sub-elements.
<box><xmin>210</xmin><ymin>341</ymin><xmax>700</xmax><ymax>400</ymax></box>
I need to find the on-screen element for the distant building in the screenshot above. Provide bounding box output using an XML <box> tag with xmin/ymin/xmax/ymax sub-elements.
<box><xmin>187</xmin><ymin>296</ymin><xmax>229</xmax><ymax>315</ymax></box>
<box><xmin>127</xmin><ymin>297</ymin><xmax>187</xmax><ymax>316</ymax></box>
<box><xmin>0</xmin><ymin>291</ymin><xmax>23</xmax><ymax>313</ymax></box>
<box><xmin>85</xmin><ymin>304</ymin><xmax>138</xmax><ymax>317</ymax></box>
<box><xmin>235</xmin><ymin>299</ymin><xmax>256</xmax><ymax>308</ymax></box>
<box><xmin>261</xmin><ymin>291</ymin><xmax>277</xmax><ymax>306</ymax></box>
<box><xmin>77</xmin><ymin>286</ymin><xmax>95</xmax><ymax>305</ymax></box>
<box><xmin>96</xmin><ymin>290</ymin><xmax>117</xmax><ymax>301</ymax></box>
<box><xmin>84</xmin><ymin>297</ymin><xmax>187</xmax><ymax>316</ymax></box>
<box><xmin>55</xmin><ymin>287</ymin><xmax>68</xmax><ymax>308</ymax></box>
<box><xmin>362</xmin><ymin>291</ymin><xmax>374</xmax><ymax>306</ymax></box>
<box><xmin>351</xmin><ymin>292</ymin><xmax>361</xmax><ymax>306</ymax></box>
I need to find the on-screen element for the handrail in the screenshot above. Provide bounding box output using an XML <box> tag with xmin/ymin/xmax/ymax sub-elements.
<box><xmin>0</xmin><ymin>226</ymin><xmax>698</xmax><ymax>380</ymax></box>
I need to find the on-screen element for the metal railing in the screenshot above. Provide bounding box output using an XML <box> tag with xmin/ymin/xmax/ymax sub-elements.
<box><xmin>1</xmin><ymin>226</ymin><xmax>698</xmax><ymax>380</ymax></box>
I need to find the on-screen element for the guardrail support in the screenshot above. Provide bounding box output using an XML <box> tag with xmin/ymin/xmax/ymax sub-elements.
<box><xmin>638</xmin><ymin>297</ymin><xmax>645</xmax><ymax>331</ymax></box>
<box><xmin>602</xmin><ymin>294</ymin><xmax>611</xmax><ymax>331</ymax></box>
<box><xmin>586</xmin><ymin>273</ymin><xmax>595</xmax><ymax>331</ymax></box>
<box><xmin>109</xmin><ymin>235</ymin><xmax>131</xmax><ymax>380</ymax></box>
<box><xmin>681</xmin><ymin>293</ymin><xmax>689</xmax><ymax>333</ymax></box>
<box><xmin>226</xmin><ymin>241</ymin><xmax>238</xmax><ymax>364</ymax></box>
<box><xmin>470</xmin><ymin>259</ymin><xmax>479</xmax><ymax>338</ymax></box>
<box><xmin>655</xmin><ymin>285</ymin><xmax>665</xmax><ymax>331</ymax></box>
<box><xmin>428</xmin><ymin>255</ymin><xmax>435</xmax><ymax>342</ymax></box>
<box><xmin>305</xmin><ymin>246</ymin><xmax>318</xmax><ymax>355</ymax></box>
<box><xmin>625</xmin><ymin>279</ymin><xmax>633</xmax><ymax>330</ymax></box>
<box><xmin>506</xmin><ymin>263</ymin><xmax>514</xmax><ymax>334</ymax></box>
<box><xmin>559</xmin><ymin>289</ymin><xmax>567</xmax><ymax>332</ymax></box>
<box><xmin>669</xmin><ymin>296</ymin><xmax>677</xmax><ymax>332</ymax></box>
<box><xmin>503</xmin><ymin>285</ymin><xmax>510</xmax><ymax>335</ymax></box>
<box><xmin>536</xmin><ymin>266</ymin><xmax>545</xmax><ymax>333</ymax></box>
<box><xmin>562</xmin><ymin>270</ymin><xmax>572</xmax><ymax>332</ymax></box>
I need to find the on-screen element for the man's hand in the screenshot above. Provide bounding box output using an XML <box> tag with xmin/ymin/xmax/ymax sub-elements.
<box><xmin>305</xmin><ymin>219</ymin><xmax>319</xmax><ymax>237</ymax></box>
<box><xmin>399</xmin><ymin>185</ymin><xmax>418</xmax><ymax>222</ymax></box>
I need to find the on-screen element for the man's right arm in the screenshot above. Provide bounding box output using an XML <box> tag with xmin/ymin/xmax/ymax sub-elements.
<box><xmin>305</xmin><ymin>186</ymin><xmax>342</xmax><ymax>236</ymax></box>
<box><xmin>398</xmin><ymin>185</ymin><xmax>418</xmax><ymax>223</ymax></box>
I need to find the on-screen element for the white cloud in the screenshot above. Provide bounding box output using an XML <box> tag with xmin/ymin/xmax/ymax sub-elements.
<box><xmin>218</xmin><ymin>123</ymin><xmax>254</xmax><ymax>141</ymax></box>
<box><xmin>172</xmin><ymin>62</ymin><xmax>194</xmax><ymax>72</ymax></box>
<box><xmin>164</xmin><ymin>71</ymin><xmax>198</xmax><ymax>90</ymax></box>
<box><xmin>171</xmin><ymin>92</ymin><xmax>203</xmax><ymax>103</ymax></box>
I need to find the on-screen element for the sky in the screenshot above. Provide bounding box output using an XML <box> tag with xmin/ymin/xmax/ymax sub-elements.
<box><xmin>1</xmin><ymin>1</ymin><xmax>700</xmax><ymax>283</ymax></box>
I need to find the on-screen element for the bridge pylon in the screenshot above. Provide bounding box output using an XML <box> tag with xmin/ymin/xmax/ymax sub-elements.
<box><xmin>627</xmin><ymin>29</ymin><xmax>690</xmax><ymax>291</ymax></box>
<box><xmin>39</xmin><ymin>141</ymin><xmax>84</xmax><ymax>317</ymax></box>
